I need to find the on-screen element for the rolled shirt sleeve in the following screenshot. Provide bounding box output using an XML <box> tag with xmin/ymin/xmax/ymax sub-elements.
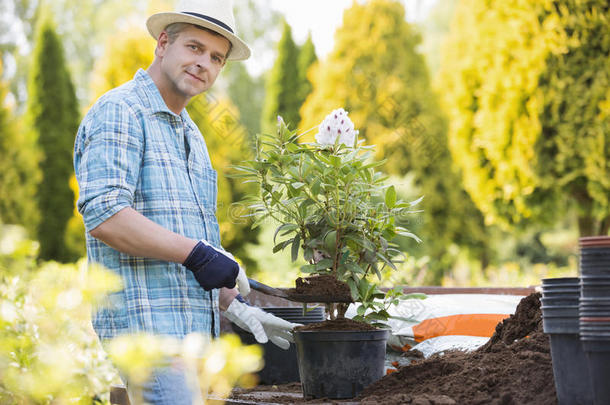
<box><xmin>74</xmin><ymin>100</ymin><xmax>144</xmax><ymax>231</ymax></box>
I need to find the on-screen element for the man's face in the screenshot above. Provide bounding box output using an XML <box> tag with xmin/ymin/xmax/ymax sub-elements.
<box><xmin>156</xmin><ymin>24</ymin><xmax>230</xmax><ymax>101</ymax></box>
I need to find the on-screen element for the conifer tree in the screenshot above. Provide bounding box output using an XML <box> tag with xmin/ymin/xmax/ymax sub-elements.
<box><xmin>261</xmin><ymin>21</ymin><xmax>301</xmax><ymax>132</ymax></box>
<box><xmin>225</xmin><ymin>62</ymin><xmax>264</xmax><ymax>137</ymax></box>
<box><xmin>0</xmin><ymin>58</ymin><xmax>41</xmax><ymax>232</ymax></box>
<box><xmin>296</xmin><ymin>33</ymin><xmax>317</xmax><ymax>117</ymax></box>
<box><xmin>26</xmin><ymin>13</ymin><xmax>79</xmax><ymax>261</ymax></box>
<box><xmin>439</xmin><ymin>0</ymin><xmax>610</xmax><ymax>236</ymax></box>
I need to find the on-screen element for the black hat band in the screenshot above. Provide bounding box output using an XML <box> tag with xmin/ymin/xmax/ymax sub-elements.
<box><xmin>182</xmin><ymin>11</ymin><xmax>234</xmax><ymax>34</ymax></box>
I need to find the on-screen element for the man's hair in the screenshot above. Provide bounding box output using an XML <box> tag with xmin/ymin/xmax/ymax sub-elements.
<box><xmin>164</xmin><ymin>22</ymin><xmax>233</xmax><ymax>57</ymax></box>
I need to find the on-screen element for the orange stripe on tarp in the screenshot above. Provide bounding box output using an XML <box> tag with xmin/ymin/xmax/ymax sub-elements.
<box><xmin>412</xmin><ymin>314</ymin><xmax>509</xmax><ymax>343</ymax></box>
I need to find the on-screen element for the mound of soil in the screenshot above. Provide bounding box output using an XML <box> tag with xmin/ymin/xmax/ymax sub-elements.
<box><xmin>295</xmin><ymin>317</ymin><xmax>378</xmax><ymax>331</ymax></box>
<box><xmin>479</xmin><ymin>292</ymin><xmax>542</xmax><ymax>351</ymax></box>
<box><xmin>358</xmin><ymin>292</ymin><xmax>556</xmax><ymax>405</ymax></box>
<box><xmin>286</xmin><ymin>275</ymin><xmax>353</xmax><ymax>303</ymax></box>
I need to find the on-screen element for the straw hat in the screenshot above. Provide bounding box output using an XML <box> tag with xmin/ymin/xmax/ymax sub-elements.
<box><xmin>146</xmin><ymin>0</ymin><xmax>251</xmax><ymax>61</ymax></box>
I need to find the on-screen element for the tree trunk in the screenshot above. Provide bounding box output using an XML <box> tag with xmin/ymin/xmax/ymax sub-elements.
<box><xmin>578</xmin><ymin>215</ymin><xmax>595</xmax><ymax>237</ymax></box>
<box><xmin>578</xmin><ymin>214</ymin><xmax>610</xmax><ymax>237</ymax></box>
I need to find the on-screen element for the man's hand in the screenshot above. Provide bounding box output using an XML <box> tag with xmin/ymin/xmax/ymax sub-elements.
<box><xmin>217</xmin><ymin>249</ymin><xmax>250</xmax><ymax>296</ymax></box>
<box><xmin>223</xmin><ymin>299</ymin><xmax>300</xmax><ymax>350</ymax></box>
<box><xmin>183</xmin><ymin>240</ymin><xmax>239</xmax><ymax>290</ymax></box>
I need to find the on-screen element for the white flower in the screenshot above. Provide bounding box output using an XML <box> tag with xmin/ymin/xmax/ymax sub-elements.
<box><xmin>315</xmin><ymin>108</ymin><xmax>359</xmax><ymax>147</ymax></box>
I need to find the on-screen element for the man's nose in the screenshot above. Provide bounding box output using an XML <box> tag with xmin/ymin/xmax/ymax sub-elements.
<box><xmin>195</xmin><ymin>52</ymin><xmax>212</xmax><ymax>70</ymax></box>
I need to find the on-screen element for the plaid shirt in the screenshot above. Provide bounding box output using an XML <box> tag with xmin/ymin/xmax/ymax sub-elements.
<box><xmin>74</xmin><ymin>69</ymin><xmax>221</xmax><ymax>341</ymax></box>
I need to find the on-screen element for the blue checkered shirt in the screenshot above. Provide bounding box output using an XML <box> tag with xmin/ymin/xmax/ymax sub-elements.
<box><xmin>74</xmin><ymin>69</ymin><xmax>221</xmax><ymax>341</ymax></box>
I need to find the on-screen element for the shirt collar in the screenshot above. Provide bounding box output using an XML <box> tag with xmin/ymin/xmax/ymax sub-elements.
<box><xmin>134</xmin><ymin>69</ymin><xmax>191</xmax><ymax>122</ymax></box>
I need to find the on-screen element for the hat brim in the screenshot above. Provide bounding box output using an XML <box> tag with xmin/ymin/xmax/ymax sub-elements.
<box><xmin>146</xmin><ymin>12</ymin><xmax>251</xmax><ymax>61</ymax></box>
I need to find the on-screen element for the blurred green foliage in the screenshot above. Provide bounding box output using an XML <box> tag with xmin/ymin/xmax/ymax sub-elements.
<box><xmin>296</xmin><ymin>34</ymin><xmax>317</xmax><ymax>125</ymax></box>
<box><xmin>0</xmin><ymin>226</ymin><xmax>121</xmax><ymax>404</ymax></box>
<box><xmin>0</xmin><ymin>0</ymin><xmax>604</xmax><ymax>288</ymax></box>
<box><xmin>0</xmin><ymin>59</ymin><xmax>41</xmax><ymax>234</ymax></box>
<box><xmin>439</xmin><ymin>0</ymin><xmax>610</xmax><ymax>237</ymax></box>
<box><xmin>261</xmin><ymin>21</ymin><xmax>301</xmax><ymax>133</ymax></box>
<box><xmin>0</xmin><ymin>225</ymin><xmax>262</xmax><ymax>404</ymax></box>
<box><xmin>0</xmin><ymin>0</ymin><xmax>142</xmax><ymax>108</ymax></box>
<box><xmin>224</xmin><ymin>62</ymin><xmax>265</xmax><ymax>138</ymax></box>
<box><xmin>25</xmin><ymin>12</ymin><xmax>80</xmax><ymax>262</ymax></box>
<box><xmin>299</xmin><ymin>0</ymin><xmax>489</xmax><ymax>283</ymax></box>
<box><xmin>222</xmin><ymin>0</ymin><xmax>283</xmax><ymax>138</ymax></box>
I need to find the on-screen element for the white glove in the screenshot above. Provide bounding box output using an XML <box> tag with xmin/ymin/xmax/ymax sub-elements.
<box><xmin>216</xmin><ymin>245</ymin><xmax>250</xmax><ymax>296</ymax></box>
<box><xmin>235</xmin><ymin>266</ymin><xmax>250</xmax><ymax>296</ymax></box>
<box><xmin>223</xmin><ymin>299</ymin><xmax>300</xmax><ymax>350</ymax></box>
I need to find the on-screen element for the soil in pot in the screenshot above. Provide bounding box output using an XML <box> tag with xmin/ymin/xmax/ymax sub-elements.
<box><xmin>296</xmin><ymin>317</ymin><xmax>378</xmax><ymax>331</ymax></box>
<box><xmin>357</xmin><ymin>293</ymin><xmax>557</xmax><ymax>405</ymax></box>
<box><xmin>285</xmin><ymin>274</ymin><xmax>352</xmax><ymax>303</ymax></box>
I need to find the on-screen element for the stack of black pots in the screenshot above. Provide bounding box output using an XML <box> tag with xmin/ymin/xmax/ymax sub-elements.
<box><xmin>542</xmin><ymin>236</ymin><xmax>610</xmax><ymax>405</ymax></box>
<box><xmin>541</xmin><ymin>277</ymin><xmax>593</xmax><ymax>405</ymax></box>
<box><xmin>579</xmin><ymin>236</ymin><xmax>610</xmax><ymax>405</ymax></box>
<box><xmin>232</xmin><ymin>306</ymin><xmax>325</xmax><ymax>384</ymax></box>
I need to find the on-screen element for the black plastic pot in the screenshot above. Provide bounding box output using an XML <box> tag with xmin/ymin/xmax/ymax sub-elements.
<box><xmin>541</xmin><ymin>277</ymin><xmax>593</xmax><ymax>404</ymax></box>
<box><xmin>232</xmin><ymin>307</ymin><xmax>324</xmax><ymax>385</ymax></box>
<box><xmin>547</xmin><ymin>334</ymin><xmax>594</xmax><ymax>405</ymax></box>
<box><xmin>294</xmin><ymin>329</ymin><xmax>389</xmax><ymax>399</ymax></box>
<box><xmin>543</xmin><ymin>278</ymin><xmax>580</xmax><ymax>286</ymax></box>
<box><xmin>582</xmin><ymin>340</ymin><xmax>610</xmax><ymax>405</ymax></box>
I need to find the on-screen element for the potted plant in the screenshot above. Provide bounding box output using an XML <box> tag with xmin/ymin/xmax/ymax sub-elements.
<box><xmin>233</xmin><ymin>108</ymin><xmax>422</xmax><ymax>399</ymax></box>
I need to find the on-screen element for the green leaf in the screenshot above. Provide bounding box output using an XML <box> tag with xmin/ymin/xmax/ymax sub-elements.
<box><xmin>345</xmin><ymin>262</ymin><xmax>365</xmax><ymax>274</ymax></box>
<box><xmin>330</xmin><ymin>156</ymin><xmax>342</xmax><ymax>167</ymax></box>
<box><xmin>409</xmin><ymin>195</ymin><xmax>424</xmax><ymax>207</ymax></box>
<box><xmin>303</xmin><ymin>248</ymin><xmax>314</xmax><ymax>262</ymax></box>
<box><xmin>366</xmin><ymin>312</ymin><xmax>389</xmax><ymax>321</ymax></box>
<box><xmin>311</xmin><ymin>178</ymin><xmax>321</xmax><ymax>195</ymax></box>
<box><xmin>274</xmin><ymin>223</ymin><xmax>298</xmax><ymax>244</ymax></box>
<box><xmin>385</xmin><ymin>185</ymin><xmax>396</xmax><ymax>209</ymax></box>
<box><xmin>402</xmin><ymin>293</ymin><xmax>427</xmax><ymax>300</ymax></box>
<box><xmin>292</xmin><ymin>182</ymin><xmax>306</xmax><ymax>189</ymax></box>
<box><xmin>347</xmin><ymin>278</ymin><xmax>359</xmax><ymax>300</ymax></box>
<box><xmin>396</xmin><ymin>230</ymin><xmax>422</xmax><ymax>243</ymax></box>
<box><xmin>291</xmin><ymin>233</ymin><xmax>301</xmax><ymax>262</ymax></box>
<box><xmin>362</xmin><ymin>158</ymin><xmax>387</xmax><ymax>169</ymax></box>
<box><xmin>300</xmin><ymin>264</ymin><xmax>318</xmax><ymax>273</ymax></box>
<box><xmin>315</xmin><ymin>258</ymin><xmax>333</xmax><ymax>270</ymax></box>
<box><xmin>251</xmin><ymin>214</ymin><xmax>269</xmax><ymax>230</ymax></box>
<box><xmin>273</xmin><ymin>238</ymin><xmax>294</xmax><ymax>253</ymax></box>
<box><xmin>358</xmin><ymin>278</ymin><xmax>370</xmax><ymax>299</ymax></box>
<box><xmin>352</xmin><ymin>314</ymin><xmax>366</xmax><ymax>323</ymax></box>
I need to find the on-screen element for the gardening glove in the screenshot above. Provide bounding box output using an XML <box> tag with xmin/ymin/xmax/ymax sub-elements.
<box><xmin>216</xmin><ymin>248</ymin><xmax>250</xmax><ymax>296</ymax></box>
<box><xmin>183</xmin><ymin>240</ymin><xmax>239</xmax><ymax>291</ymax></box>
<box><xmin>223</xmin><ymin>299</ymin><xmax>299</xmax><ymax>350</ymax></box>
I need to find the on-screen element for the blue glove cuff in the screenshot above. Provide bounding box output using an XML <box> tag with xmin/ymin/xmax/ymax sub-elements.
<box><xmin>183</xmin><ymin>241</ymin><xmax>216</xmax><ymax>271</ymax></box>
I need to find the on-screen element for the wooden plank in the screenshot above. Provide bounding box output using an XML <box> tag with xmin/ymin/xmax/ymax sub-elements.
<box><xmin>109</xmin><ymin>384</ymin><xmax>130</xmax><ymax>405</ymax></box>
<box><xmin>391</xmin><ymin>286</ymin><xmax>538</xmax><ymax>295</ymax></box>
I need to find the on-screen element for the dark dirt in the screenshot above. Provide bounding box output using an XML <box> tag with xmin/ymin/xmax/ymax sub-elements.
<box><xmin>285</xmin><ymin>275</ymin><xmax>353</xmax><ymax>303</ymax></box>
<box><xmin>295</xmin><ymin>317</ymin><xmax>378</xmax><ymax>331</ymax></box>
<box><xmin>358</xmin><ymin>292</ymin><xmax>557</xmax><ymax>405</ymax></box>
<box><xmin>479</xmin><ymin>292</ymin><xmax>542</xmax><ymax>351</ymax></box>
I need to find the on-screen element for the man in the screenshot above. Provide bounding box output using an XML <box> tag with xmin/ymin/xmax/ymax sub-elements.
<box><xmin>74</xmin><ymin>1</ymin><xmax>296</xmax><ymax>403</ymax></box>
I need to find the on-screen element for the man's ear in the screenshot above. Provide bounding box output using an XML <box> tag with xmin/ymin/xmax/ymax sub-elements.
<box><xmin>155</xmin><ymin>31</ymin><xmax>170</xmax><ymax>57</ymax></box>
